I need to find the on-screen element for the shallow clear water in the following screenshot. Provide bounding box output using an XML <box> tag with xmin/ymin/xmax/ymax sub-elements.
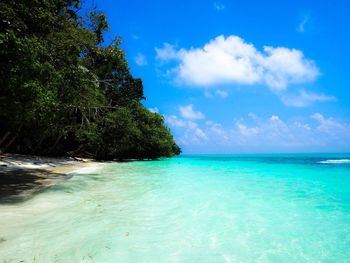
<box><xmin>1</xmin><ymin>154</ymin><xmax>350</xmax><ymax>262</ymax></box>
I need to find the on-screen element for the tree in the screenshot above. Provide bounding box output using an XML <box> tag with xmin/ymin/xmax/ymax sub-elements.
<box><xmin>0</xmin><ymin>0</ymin><xmax>180</xmax><ymax>159</ymax></box>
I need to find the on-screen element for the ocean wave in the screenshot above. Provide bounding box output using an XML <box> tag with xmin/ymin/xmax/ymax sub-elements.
<box><xmin>319</xmin><ymin>159</ymin><xmax>350</xmax><ymax>164</ymax></box>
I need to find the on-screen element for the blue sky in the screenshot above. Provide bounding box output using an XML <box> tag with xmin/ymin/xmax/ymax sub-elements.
<box><xmin>94</xmin><ymin>0</ymin><xmax>350</xmax><ymax>153</ymax></box>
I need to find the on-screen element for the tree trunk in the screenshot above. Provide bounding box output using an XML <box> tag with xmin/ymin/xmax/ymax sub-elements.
<box><xmin>48</xmin><ymin>134</ymin><xmax>63</xmax><ymax>154</ymax></box>
<box><xmin>3</xmin><ymin>134</ymin><xmax>18</xmax><ymax>152</ymax></box>
<box><xmin>0</xmin><ymin>132</ymin><xmax>11</xmax><ymax>147</ymax></box>
<box><xmin>33</xmin><ymin>131</ymin><xmax>48</xmax><ymax>154</ymax></box>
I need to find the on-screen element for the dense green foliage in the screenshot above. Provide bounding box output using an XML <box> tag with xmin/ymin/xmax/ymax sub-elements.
<box><xmin>0</xmin><ymin>0</ymin><xmax>180</xmax><ymax>160</ymax></box>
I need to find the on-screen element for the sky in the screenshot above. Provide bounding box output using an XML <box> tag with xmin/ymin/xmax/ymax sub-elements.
<box><xmin>93</xmin><ymin>0</ymin><xmax>350</xmax><ymax>153</ymax></box>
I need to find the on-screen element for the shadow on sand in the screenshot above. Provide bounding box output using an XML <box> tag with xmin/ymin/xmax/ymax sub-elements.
<box><xmin>0</xmin><ymin>169</ymin><xmax>67</xmax><ymax>204</ymax></box>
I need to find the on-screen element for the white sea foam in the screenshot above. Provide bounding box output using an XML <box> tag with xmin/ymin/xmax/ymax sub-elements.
<box><xmin>319</xmin><ymin>159</ymin><xmax>350</xmax><ymax>164</ymax></box>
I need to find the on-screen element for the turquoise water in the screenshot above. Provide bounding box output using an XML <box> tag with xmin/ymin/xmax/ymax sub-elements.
<box><xmin>1</xmin><ymin>154</ymin><xmax>350</xmax><ymax>262</ymax></box>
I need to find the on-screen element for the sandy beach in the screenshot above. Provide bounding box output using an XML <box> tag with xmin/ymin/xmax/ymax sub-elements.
<box><xmin>0</xmin><ymin>154</ymin><xmax>102</xmax><ymax>201</ymax></box>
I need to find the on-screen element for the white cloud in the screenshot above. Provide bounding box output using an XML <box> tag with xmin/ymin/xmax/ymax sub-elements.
<box><xmin>312</xmin><ymin>113</ymin><xmax>349</xmax><ymax>135</ymax></box>
<box><xmin>204</xmin><ymin>89</ymin><xmax>229</xmax><ymax>98</ymax></box>
<box><xmin>280</xmin><ymin>90</ymin><xmax>336</xmax><ymax>107</ymax></box>
<box><xmin>166</xmin><ymin>115</ymin><xmax>208</xmax><ymax>145</ymax></box>
<box><xmin>261</xmin><ymin>46</ymin><xmax>319</xmax><ymax>89</ymax></box>
<box><xmin>135</xmin><ymin>53</ymin><xmax>148</xmax><ymax>66</ymax></box>
<box><xmin>293</xmin><ymin>121</ymin><xmax>311</xmax><ymax>131</ymax></box>
<box><xmin>215</xmin><ymin>90</ymin><xmax>229</xmax><ymax>98</ymax></box>
<box><xmin>179</xmin><ymin>104</ymin><xmax>205</xmax><ymax>119</ymax></box>
<box><xmin>297</xmin><ymin>15</ymin><xmax>309</xmax><ymax>33</ymax></box>
<box><xmin>166</xmin><ymin>111</ymin><xmax>350</xmax><ymax>151</ymax></box>
<box><xmin>155</xmin><ymin>43</ymin><xmax>178</xmax><ymax>61</ymax></box>
<box><xmin>194</xmin><ymin>128</ymin><xmax>209</xmax><ymax>141</ymax></box>
<box><xmin>166</xmin><ymin>115</ymin><xmax>187</xmax><ymax>127</ymax></box>
<box><xmin>179</xmin><ymin>126</ymin><xmax>209</xmax><ymax>145</ymax></box>
<box><xmin>156</xmin><ymin>35</ymin><xmax>319</xmax><ymax>91</ymax></box>
<box><xmin>131</xmin><ymin>34</ymin><xmax>140</xmax><ymax>40</ymax></box>
<box><xmin>248</xmin><ymin>112</ymin><xmax>259</xmax><ymax>120</ymax></box>
<box><xmin>270</xmin><ymin>115</ymin><xmax>280</xmax><ymax>122</ymax></box>
<box><xmin>213</xmin><ymin>1</ymin><xmax>225</xmax><ymax>11</ymax></box>
<box><xmin>148</xmin><ymin>107</ymin><xmax>159</xmax><ymax>113</ymax></box>
<box><xmin>230</xmin><ymin>114</ymin><xmax>350</xmax><ymax>148</ymax></box>
<box><xmin>236</xmin><ymin>122</ymin><xmax>260</xmax><ymax>137</ymax></box>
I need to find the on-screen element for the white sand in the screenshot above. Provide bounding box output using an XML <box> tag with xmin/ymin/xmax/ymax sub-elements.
<box><xmin>0</xmin><ymin>154</ymin><xmax>105</xmax><ymax>200</ymax></box>
<box><xmin>0</xmin><ymin>154</ymin><xmax>101</xmax><ymax>175</ymax></box>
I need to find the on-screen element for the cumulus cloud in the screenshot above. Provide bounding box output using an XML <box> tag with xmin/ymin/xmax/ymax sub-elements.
<box><xmin>156</xmin><ymin>35</ymin><xmax>319</xmax><ymax>91</ymax></box>
<box><xmin>236</xmin><ymin>122</ymin><xmax>260</xmax><ymax>137</ymax></box>
<box><xmin>179</xmin><ymin>126</ymin><xmax>209</xmax><ymax>145</ymax></box>
<box><xmin>166</xmin><ymin>115</ymin><xmax>187</xmax><ymax>127</ymax></box>
<box><xmin>312</xmin><ymin>113</ymin><xmax>349</xmax><ymax>136</ymax></box>
<box><xmin>166</xmin><ymin>114</ymin><xmax>208</xmax><ymax>145</ymax></box>
<box><xmin>166</xmin><ymin>111</ymin><xmax>350</xmax><ymax>151</ymax></box>
<box><xmin>280</xmin><ymin>90</ymin><xmax>336</xmax><ymax>107</ymax></box>
<box><xmin>134</xmin><ymin>53</ymin><xmax>148</xmax><ymax>66</ymax></box>
<box><xmin>179</xmin><ymin>104</ymin><xmax>205</xmax><ymax>119</ymax></box>
<box><xmin>155</xmin><ymin>43</ymin><xmax>178</xmax><ymax>61</ymax></box>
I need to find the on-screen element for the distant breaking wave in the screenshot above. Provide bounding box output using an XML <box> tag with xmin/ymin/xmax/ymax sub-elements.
<box><xmin>319</xmin><ymin>159</ymin><xmax>350</xmax><ymax>164</ymax></box>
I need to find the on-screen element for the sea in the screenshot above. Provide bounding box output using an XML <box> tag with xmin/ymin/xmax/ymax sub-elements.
<box><xmin>1</xmin><ymin>154</ymin><xmax>350</xmax><ymax>262</ymax></box>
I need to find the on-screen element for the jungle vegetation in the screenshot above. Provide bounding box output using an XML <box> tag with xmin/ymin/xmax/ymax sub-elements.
<box><xmin>0</xmin><ymin>0</ymin><xmax>181</xmax><ymax>160</ymax></box>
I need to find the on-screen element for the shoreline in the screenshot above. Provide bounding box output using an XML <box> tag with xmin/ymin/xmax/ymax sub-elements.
<box><xmin>0</xmin><ymin>154</ymin><xmax>103</xmax><ymax>202</ymax></box>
